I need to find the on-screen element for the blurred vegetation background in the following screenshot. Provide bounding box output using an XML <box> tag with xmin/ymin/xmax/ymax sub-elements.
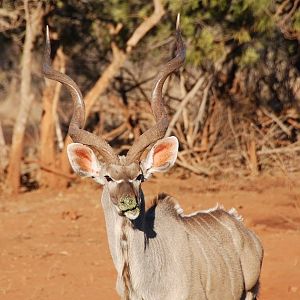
<box><xmin>0</xmin><ymin>0</ymin><xmax>299</xmax><ymax>193</ymax></box>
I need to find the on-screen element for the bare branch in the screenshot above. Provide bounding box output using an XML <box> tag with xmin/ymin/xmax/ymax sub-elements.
<box><xmin>84</xmin><ymin>0</ymin><xmax>165</xmax><ymax>120</ymax></box>
<box><xmin>177</xmin><ymin>154</ymin><xmax>212</xmax><ymax>176</ymax></box>
<box><xmin>126</xmin><ymin>0</ymin><xmax>165</xmax><ymax>52</ymax></box>
<box><xmin>260</xmin><ymin>108</ymin><xmax>291</xmax><ymax>136</ymax></box>
<box><xmin>191</xmin><ymin>77</ymin><xmax>213</xmax><ymax>141</ymax></box>
<box><xmin>0</xmin><ymin>121</ymin><xmax>8</xmax><ymax>178</ymax></box>
<box><xmin>166</xmin><ymin>75</ymin><xmax>206</xmax><ymax>137</ymax></box>
<box><xmin>6</xmin><ymin>1</ymin><xmax>43</xmax><ymax>193</ymax></box>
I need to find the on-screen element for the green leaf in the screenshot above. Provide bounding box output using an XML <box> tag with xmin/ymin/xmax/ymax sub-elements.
<box><xmin>233</xmin><ymin>28</ymin><xmax>251</xmax><ymax>44</ymax></box>
<box><xmin>239</xmin><ymin>47</ymin><xmax>260</xmax><ymax>67</ymax></box>
<box><xmin>292</xmin><ymin>11</ymin><xmax>300</xmax><ymax>32</ymax></box>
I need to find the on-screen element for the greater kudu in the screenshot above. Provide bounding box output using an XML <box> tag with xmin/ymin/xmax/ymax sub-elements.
<box><xmin>43</xmin><ymin>17</ymin><xmax>263</xmax><ymax>300</ymax></box>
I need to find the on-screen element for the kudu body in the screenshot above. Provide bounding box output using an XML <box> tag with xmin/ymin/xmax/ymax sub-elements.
<box><xmin>43</xmin><ymin>18</ymin><xmax>263</xmax><ymax>300</ymax></box>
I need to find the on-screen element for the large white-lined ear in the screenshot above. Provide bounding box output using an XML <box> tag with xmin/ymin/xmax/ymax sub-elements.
<box><xmin>141</xmin><ymin>136</ymin><xmax>178</xmax><ymax>178</ymax></box>
<box><xmin>67</xmin><ymin>143</ymin><xmax>102</xmax><ymax>181</ymax></box>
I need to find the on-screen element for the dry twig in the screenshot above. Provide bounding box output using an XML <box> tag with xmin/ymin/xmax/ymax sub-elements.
<box><xmin>166</xmin><ymin>75</ymin><xmax>206</xmax><ymax>137</ymax></box>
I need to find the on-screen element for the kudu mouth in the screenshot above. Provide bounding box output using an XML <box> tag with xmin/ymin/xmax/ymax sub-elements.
<box><xmin>118</xmin><ymin>195</ymin><xmax>140</xmax><ymax>220</ymax></box>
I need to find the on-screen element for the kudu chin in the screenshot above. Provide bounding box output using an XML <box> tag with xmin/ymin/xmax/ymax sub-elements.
<box><xmin>43</xmin><ymin>16</ymin><xmax>263</xmax><ymax>300</ymax></box>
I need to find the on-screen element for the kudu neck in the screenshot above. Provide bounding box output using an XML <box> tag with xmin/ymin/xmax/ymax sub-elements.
<box><xmin>101</xmin><ymin>185</ymin><xmax>147</xmax><ymax>231</ymax></box>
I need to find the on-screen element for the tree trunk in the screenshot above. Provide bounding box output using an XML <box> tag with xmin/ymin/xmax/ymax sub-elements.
<box><xmin>0</xmin><ymin>121</ymin><xmax>8</xmax><ymax>180</ymax></box>
<box><xmin>6</xmin><ymin>1</ymin><xmax>42</xmax><ymax>194</ymax></box>
<box><xmin>39</xmin><ymin>47</ymin><xmax>65</xmax><ymax>188</ymax></box>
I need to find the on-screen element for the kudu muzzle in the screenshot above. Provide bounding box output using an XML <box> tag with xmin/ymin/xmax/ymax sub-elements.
<box><xmin>113</xmin><ymin>182</ymin><xmax>140</xmax><ymax>220</ymax></box>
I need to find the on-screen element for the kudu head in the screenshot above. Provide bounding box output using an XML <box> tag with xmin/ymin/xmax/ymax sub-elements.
<box><xmin>43</xmin><ymin>17</ymin><xmax>185</xmax><ymax>220</ymax></box>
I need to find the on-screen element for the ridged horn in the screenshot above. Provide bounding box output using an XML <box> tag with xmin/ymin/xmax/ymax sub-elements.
<box><xmin>42</xmin><ymin>26</ymin><xmax>119</xmax><ymax>164</ymax></box>
<box><xmin>126</xmin><ymin>14</ymin><xmax>185</xmax><ymax>164</ymax></box>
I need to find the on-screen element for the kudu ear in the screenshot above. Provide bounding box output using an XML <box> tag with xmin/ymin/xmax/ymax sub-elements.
<box><xmin>141</xmin><ymin>136</ymin><xmax>178</xmax><ymax>178</ymax></box>
<box><xmin>67</xmin><ymin>143</ymin><xmax>103</xmax><ymax>182</ymax></box>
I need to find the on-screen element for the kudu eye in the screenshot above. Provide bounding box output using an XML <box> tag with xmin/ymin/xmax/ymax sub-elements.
<box><xmin>135</xmin><ymin>174</ymin><xmax>144</xmax><ymax>182</ymax></box>
<box><xmin>104</xmin><ymin>175</ymin><xmax>113</xmax><ymax>182</ymax></box>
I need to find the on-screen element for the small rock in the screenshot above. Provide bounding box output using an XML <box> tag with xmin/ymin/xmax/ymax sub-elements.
<box><xmin>61</xmin><ymin>210</ymin><xmax>82</xmax><ymax>220</ymax></box>
<box><xmin>288</xmin><ymin>286</ymin><xmax>298</xmax><ymax>293</ymax></box>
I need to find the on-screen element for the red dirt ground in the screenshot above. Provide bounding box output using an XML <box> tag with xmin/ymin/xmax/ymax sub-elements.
<box><xmin>1</xmin><ymin>174</ymin><xmax>300</xmax><ymax>299</ymax></box>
